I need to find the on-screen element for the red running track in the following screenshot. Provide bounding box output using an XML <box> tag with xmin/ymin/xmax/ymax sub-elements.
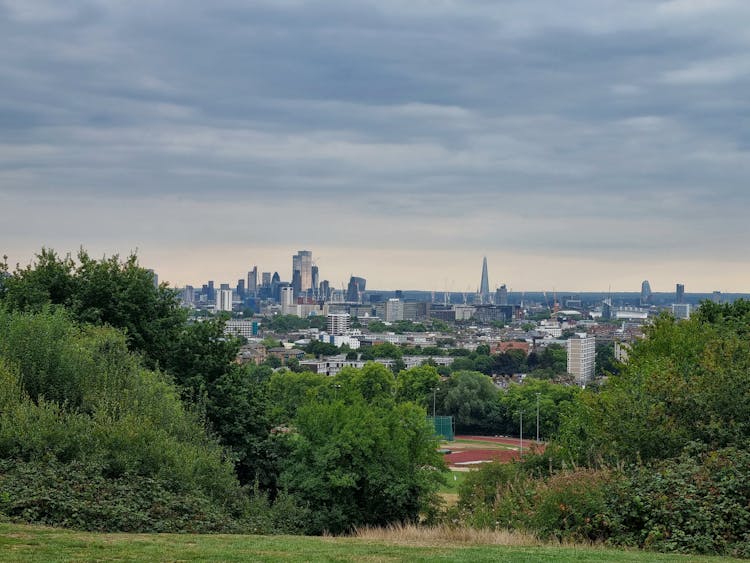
<box><xmin>443</xmin><ymin>436</ymin><xmax>545</xmax><ymax>467</ymax></box>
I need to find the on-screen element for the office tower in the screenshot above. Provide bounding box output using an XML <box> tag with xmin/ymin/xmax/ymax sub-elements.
<box><xmin>292</xmin><ymin>250</ymin><xmax>313</xmax><ymax>293</ymax></box>
<box><xmin>327</xmin><ymin>313</ymin><xmax>350</xmax><ymax>335</ymax></box>
<box><xmin>215</xmin><ymin>289</ymin><xmax>233</xmax><ymax>312</ymax></box>
<box><xmin>346</xmin><ymin>276</ymin><xmax>366</xmax><ymax>303</ymax></box>
<box><xmin>676</xmin><ymin>283</ymin><xmax>685</xmax><ymax>304</ymax></box>
<box><xmin>292</xmin><ymin>269</ymin><xmax>302</xmax><ymax>296</ymax></box>
<box><xmin>181</xmin><ymin>285</ymin><xmax>195</xmax><ymax>305</ymax></box>
<box><xmin>672</xmin><ymin>303</ymin><xmax>691</xmax><ymax>320</ymax></box>
<box><xmin>712</xmin><ymin>291</ymin><xmax>722</xmax><ymax>303</ymax></box>
<box><xmin>601</xmin><ymin>298</ymin><xmax>612</xmax><ymax>321</ymax></box>
<box><xmin>261</xmin><ymin>272</ymin><xmax>271</xmax><ymax>287</ymax></box>
<box><xmin>220</xmin><ymin>283</ymin><xmax>230</xmax><ymax>291</ymax></box>
<box><xmin>236</xmin><ymin>279</ymin><xmax>245</xmax><ymax>299</ymax></box>
<box><xmin>147</xmin><ymin>269</ymin><xmax>159</xmax><ymax>288</ymax></box>
<box><xmin>247</xmin><ymin>266</ymin><xmax>258</xmax><ymax>295</ymax></box>
<box><xmin>567</xmin><ymin>333</ymin><xmax>596</xmax><ymax>386</ymax></box>
<box><xmin>311</xmin><ymin>265</ymin><xmax>319</xmax><ymax>297</ymax></box>
<box><xmin>480</xmin><ymin>257</ymin><xmax>490</xmax><ymax>304</ymax></box>
<box><xmin>320</xmin><ymin>280</ymin><xmax>330</xmax><ymax>301</ymax></box>
<box><xmin>496</xmin><ymin>284</ymin><xmax>508</xmax><ymax>306</ymax></box>
<box><xmin>640</xmin><ymin>280</ymin><xmax>652</xmax><ymax>305</ymax></box>
<box><xmin>280</xmin><ymin>286</ymin><xmax>295</xmax><ymax>315</ymax></box>
<box><xmin>207</xmin><ymin>280</ymin><xmax>215</xmax><ymax>301</ymax></box>
<box><xmin>385</xmin><ymin>298</ymin><xmax>404</xmax><ymax>322</ymax></box>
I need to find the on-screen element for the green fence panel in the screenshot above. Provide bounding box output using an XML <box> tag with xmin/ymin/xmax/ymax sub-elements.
<box><xmin>427</xmin><ymin>415</ymin><xmax>454</xmax><ymax>441</ymax></box>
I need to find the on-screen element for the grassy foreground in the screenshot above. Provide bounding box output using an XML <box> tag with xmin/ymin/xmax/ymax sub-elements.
<box><xmin>0</xmin><ymin>523</ymin><xmax>743</xmax><ymax>562</ymax></box>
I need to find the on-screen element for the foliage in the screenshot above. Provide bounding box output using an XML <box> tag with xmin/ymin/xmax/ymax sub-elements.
<box><xmin>334</xmin><ymin>362</ymin><xmax>396</xmax><ymax>405</ymax></box>
<box><xmin>438</xmin><ymin>371</ymin><xmax>502</xmax><ymax>433</ymax></box>
<box><xmin>304</xmin><ymin>340</ymin><xmax>340</xmax><ymax>357</ymax></box>
<box><xmin>595</xmin><ymin>343</ymin><xmax>621</xmax><ymax>377</ymax></box>
<box><xmin>280</xmin><ymin>399</ymin><xmax>444</xmax><ymax>534</ymax></box>
<box><xmin>0</xmin><ymin>249</ymin><xmax>186</xmax><ymax>371</ymax></box>
<box><xmin>265</xmin><ymin>314</ymin><xmax>317</xmax><ymax>333</ymax></box>
<box><xmin>0</xmin><ymin>459</ymin><xmax>241</xmax><ymax>533</ymax></box>
<box><xmin>498</xmin><ymin>379</ymin><xmax>580</xmax><ymax>440</ymax></box>
<box><xmin>606</xmin><ymin>445</ymin><xmax>750</xmax><ymax>556</ymax></box>
<box><xmin>558</xmin><ymin>307</ymin><xmax>750</xmax><ymax>465</ymax></box>
<box><xmin>526</xmin><ymin>345</ymin><xmax>568</xmax><ymax>379</ymax></box>
<box><xmin>0</xmin><ymin>308</ymin><xmax>242</xmax><ymax>526</ymax></box>
<box><xmin>396</xmin><ymin>365</ymin><xmax>441</xmax><ymax>408</ymax></box>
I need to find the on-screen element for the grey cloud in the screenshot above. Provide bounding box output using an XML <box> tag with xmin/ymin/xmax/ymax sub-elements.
<box><xmin>1</xmin><ymin>0</ymin><xmax>749</xmax><ymax>288</ymax></box>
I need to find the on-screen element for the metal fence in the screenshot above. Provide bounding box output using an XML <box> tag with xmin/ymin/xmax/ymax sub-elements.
<box><xmin>427</xmin><ymin>415</ymin><xmax>455</xmax><ymax>441</ymax></box>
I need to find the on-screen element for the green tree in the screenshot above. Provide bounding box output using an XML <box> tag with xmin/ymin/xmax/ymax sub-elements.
<box><xmin>334</xmin><ymin>363</ymin><xmax>395</xmax><ymax>404</ymax></box>
<box><xmin>1</xmin><ymin>249</ymin><xmax>187</xmax><ymax>371</ymax></box>
<box><xmin>595</xmin><ymin>343</ymin><xmax>621</xmax><ymax>376</ymax></box>
<box><xmin>440</xmin><ymin>371</ymin><xmax>502</xmax><ymax>433</ymax></box>
<box><xmin>396</xmin><ymin>365</ymin><xmax>441</xmax><ymax>407</ymax></box>
<box><xmin>558</xmin><ymin>306</ymin><xmax>750</xmax><ymax>465</ymax></box>
<box><xmin>280</xmin><ymin>399</ymin><xmax>444</xmax><ymax>534</ymax></box>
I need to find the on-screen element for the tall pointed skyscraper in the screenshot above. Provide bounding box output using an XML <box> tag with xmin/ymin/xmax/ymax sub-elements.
<box><xmin>480</xmin><ymin>257</ymin><xmax>490</xmax><ymax>304</ymax></box>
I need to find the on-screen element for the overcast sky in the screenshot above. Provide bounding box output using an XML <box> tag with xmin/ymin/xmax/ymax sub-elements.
<box><xmin>2</xmin><ymin>0</ymin><xmax>749</xmax><ymax>291</ymax></box>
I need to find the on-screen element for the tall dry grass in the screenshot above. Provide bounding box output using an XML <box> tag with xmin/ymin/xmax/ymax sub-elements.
<box><xmin>352</xmin><ymin>523</ymin><xmax>547</xmax><ymax>547</ymax></box>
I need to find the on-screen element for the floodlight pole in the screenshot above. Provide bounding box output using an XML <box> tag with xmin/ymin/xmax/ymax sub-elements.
<box><xmin>536</xmin><ymin>392</ymin><xmax>541</xmax><ymax>443</ymax></box>
<box><xmin>433</xmin><ymin>387</ymin><xmax>440</xmax><ymax>417</ymax></box>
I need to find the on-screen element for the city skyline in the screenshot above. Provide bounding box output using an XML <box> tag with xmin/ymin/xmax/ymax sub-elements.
<box><xmin>3</xmin><ymin>2</ymin><xmax>750</xmax><ymax>291</ymax></box>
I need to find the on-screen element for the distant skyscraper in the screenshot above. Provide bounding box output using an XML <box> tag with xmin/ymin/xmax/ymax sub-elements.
<box><xmin>712</xmin><ymin>291</ymin><xmax>722</xmax><ymax>303</ymax></box>
<box><xmin>320</xmin><ymin>280</ymin><xmax>330</xmax><ymax>301</ymax></box>
<box><xmin>311</xmin><ymin>265</ymin><xmax>319</xmax><ymax>297</ymax></box>
<box><xmin>292</xmin><ymin>269</ymin><xmax>302</xmax><ymax>296</ymax></box>
<box><xmin>215</xmin><ymin>289</ymin><xmax>233</xmax><ymax>312</ymax></box>
<box><xmin>236</xmin><ymin>279</ymin><xmax>245</xmax><ymax>298</ymax></box>
<box><xmin>261</xmin><ymin>272</ymin><xmax>271</xmax><ymax>287</ymax></box>
<box><xmin>479</xmin><ymin>257</ymin><xmax>490</xmax><ymax>304</ymax></box>
<box><xmin>207</xmin><ymin>280</ymin><xmax>215</xmax><ymax>301</ymax></box>
<box><xmin>292</xmin><ymin>250</ymin><xmax>313</xmax><ymax>293</ymax></box>
<box><xmin>385</xmin><ymin>298</ymin><xmax>404</xmax><ymax>322</ymax></box>
<box><xmin>346</xmin><ymin>276</ymin><xmax>366</xmax><ymax>302</ymax></box>
<box><xmin>147</xmin><ymin>269</ymin><xmax>159</xmax><ymax>288</ymax></box>
<box><xmin>496</xmin><ymin>284</ymin><xmax>508</xmax><ymax>306</ymax></box>
<box><xmin>247</xmin><ymin>266</ymin><xmax>258</xmax><ymax>295</ymax></box>
<box><xmin>280</xmin><ymin>286</ymin><xmax>295</xmax><ymax>315</ymax></box>
<box><xmin>640</xmin><ymin>280</ymin><xmax>652</xmax><ymax>306</ymax></box>
<box><xmin>676</xmin><ymin>283</ymin><xmax>685</xmax><ymax>304</ymax></box>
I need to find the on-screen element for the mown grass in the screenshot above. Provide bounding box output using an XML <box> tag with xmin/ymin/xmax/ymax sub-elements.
<box><xmin>449</xmin><ymin>439</ymin><xmax>519</xmax><ymax>450</ymax></box>
<box><xmin>0</xmin><ymin>522</ymin><xmax>743</xmax><ymax>562</ymax></box>
<box><xmin>437</xmin><ymin>470</ymin><xmax>470</xmax><ymax>493</ymax></box>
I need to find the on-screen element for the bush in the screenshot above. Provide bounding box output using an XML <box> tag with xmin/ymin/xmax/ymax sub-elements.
<box><xmin>607</xmin><ymin>445</ymin><xmax>750</xmax><ymax>557</ymax></box>
<box><xmin>454</xmin><ymin>459</ymin><xmax>614</xmax><ymax>541</ymax></box>
<box><xmin>0</xmin><ymin>459</ymin><xmax>240</xmax><ymax>533</ymax></box>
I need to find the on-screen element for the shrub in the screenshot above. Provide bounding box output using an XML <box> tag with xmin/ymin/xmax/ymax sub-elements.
<box><xmin>0</xmin><ymin>459</ymin><xmax>240</xmax><ymax>533</ymax></box>
<box><xmin>606</xmin><ymin>445</ymin><xmax>750</xmax><ymax>557</ymax></box>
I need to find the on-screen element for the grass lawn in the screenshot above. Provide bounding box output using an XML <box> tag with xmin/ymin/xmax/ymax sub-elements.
<box><xmin>0</xmin><ymin>522</ymin><xmax>743</xmax><ymax>562</ymax></box>
<box><xmin>437</xmin><ymin>470</ymin><xmax>470</xmax><ymax>493</ymax></box>
<box><xmin>448</xmin><ymin>439</ymin><xmax>519</xmax><ymax>450</ymax></box>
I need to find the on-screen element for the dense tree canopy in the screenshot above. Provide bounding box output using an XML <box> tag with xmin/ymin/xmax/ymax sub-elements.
<box><xmin>558</xmin><ymin>304</ymin><xmax>750</xmax><ymax>465</ymax></box>
<box><xmin>1</xmin><ymin>249</ymin><xmax>186</xmax><ymax>370</ymax></box>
